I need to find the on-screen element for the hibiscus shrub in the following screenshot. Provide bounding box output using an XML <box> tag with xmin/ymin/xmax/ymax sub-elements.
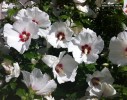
<box><xmin>0</xmin><ymin>0</ymin><xmax>127</xmax><ymax>100</ymax></box>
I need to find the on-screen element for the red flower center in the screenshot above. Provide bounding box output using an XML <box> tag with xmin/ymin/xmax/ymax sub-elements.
<box><xmin>56</xmin><ymin>32</ymin><xmax>65</xmax><ymax>40</ymax></box>
<box><xmin>81</xmin><ymin>44</ymin><xmax>91</xmax><ymax>54</ymax></box>
<box><xmin>124</xmin><ymin>48</ymin><xmax>127</xmax><ymax>56</ymax></box>
<box><xmin>55</xmin><ymin>63</ymin><xmax>64</xmax><ymax>73</ymax></box>
<box><xmin>32</xmin><ymin>19</ymin><xmax>38</xmax><ymax>24</ymax></box>
<box><xmin>19</xmin><ymin>31</ymin><xmax>30</xmax><ymax>42</ymax></box>
<box><xmin>91</xmin><ymin>77</ymin><xmax>100</xmax><ymax>86</ymax></box>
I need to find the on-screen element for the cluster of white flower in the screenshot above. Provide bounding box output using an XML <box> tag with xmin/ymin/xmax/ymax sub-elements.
<box><xmin>85</xmin><ymin>67</ymin><xmax>116</xmax><ymax>99</ymax></box>
<box><xmin>0</xmin><ymin>0</ymin><xmax>127</xmax><ymax>100</ymax></box>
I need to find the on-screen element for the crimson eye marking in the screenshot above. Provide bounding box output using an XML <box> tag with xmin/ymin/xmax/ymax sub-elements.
<box><xmin>91</xmin><ymin>77</ymin><xmax>100</xmax><ymax>86</ymax></box>
<box><xmin>55</xmin><ymin>63</ymin><xmax>63</xmax><ymax>73</ymax></box>
<box><xmin>56</xmin><ymin>32</ymin><xmax>65</xmax><ymax>40</ymax></box>
<box><xmin>19</xmin><ymin>31</ymin><xmax>30</xmax><ymax>42</ymax></box>
<box><xmin>81</xmin><ymin>44</ymin><xmax>91</xmax><ymax>54</ymax></box>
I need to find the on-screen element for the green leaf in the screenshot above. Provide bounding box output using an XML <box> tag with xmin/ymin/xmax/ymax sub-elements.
<box><xmin>16</xmin><ymin>89</ymin><xmax>26</xmax><ymax>97</ymax></box>
<box><xmin>118</xmin><ymin>66</ymin><xmax>127</xmax><ymax>72</ymax></box>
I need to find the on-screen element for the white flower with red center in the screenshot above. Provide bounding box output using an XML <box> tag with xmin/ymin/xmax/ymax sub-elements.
<box><xmin>86</xmin><ymin>67</ymin><xmax>116</xmax><ymax>98</ymax></box>
<box><xmin>87</xmin><ymin>82</ymin><xmax>116</xmax><ymax>98</ymax></box>
<box><xmin>42</xmin><ymin>51</ymin><xmax>78</xmax><ymax>84</ymax></box>
<box><xmin>47</xmin><ymin>22</ymin><xmax>73</xmax><ymax>48</ymax></box>
<box><xmin>22</xmin><ymin>68</ymin><xmax>57</xmax><ymax>96</ymax></box>
<box><xmin>86</xmin><ymin>67</ymin><xmax>114</xmax><ymax>89</ymax></box>
<box><xmin>68</xmin><ymin>28</ymin><xmax>104</xmax><ymax>64</ymax></box>
<box><xmin>15</xmin><ymin>7</ymin><xmax>51</xmax><ymax>37</ymax></box>
<box><xmin>3</xmin><ymin>18</ymin><xmax>39</xmax><ymax>54</ymax></box>
<box><xmin>109</xmin><ymin>31</ymin><xmax>127</xmax><ymax>66</ymax></box>
<box><xmin>2</xmin><ymin>62</ymin><xmax>20</xmax><ymax>82</ymax></box>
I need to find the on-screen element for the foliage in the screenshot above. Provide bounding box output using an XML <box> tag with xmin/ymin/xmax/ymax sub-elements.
<box><xmin>0</xmin><ymin>0</ymin><xmax>127</xmax><ymax>100</ymax></box>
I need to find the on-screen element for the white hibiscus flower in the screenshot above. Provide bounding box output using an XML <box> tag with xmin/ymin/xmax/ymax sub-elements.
<box><xmin>15</xmin><ymin>7</ymin><xmax>51</xmax><ymax>37</ymax></box>
<box><xmin>47</xmin><ymin>22</ymin><xmax>73</xmax><ymax>48</ymax></box>
<box><xmin>22</xmin><ymin>68</ymin><xmax>57</xmax><ymax>97</ymax></box>
<box><xmin>68</xmin><ymin>28</ymin><xmax>104</xmax><ymax>64</ymax></box>
<box><xmin>87</xmin><ymin>82</ymin><xmax>116</xmax><ymax>98</ymax></box>
<box><xmin>3</xmin><ymin>18</ymin><xmax>39</xmax><ymax>54</ymax></box>
<box><xmin>2</xmin><ymin>62</ymin><xmax>20</xmax><ymax>82</ymax></box>
<box><xmin>109</xmin><ymin>31</ymin><xmax>127</xmax><ymax>66</ymax></box>
<box><xmin>42</xmin><ymin>51</ymin><xmax>78</xmax><ymax>84</ymax></box>
<box><xmin>86</xmin><ymin>67</ymin><xmax>116</xmax><ymax>98</ymax></box>
<box><xmin>86</xmin><ymin>67</ymin><xmax>114</xmax><ymax>88</ymax></box>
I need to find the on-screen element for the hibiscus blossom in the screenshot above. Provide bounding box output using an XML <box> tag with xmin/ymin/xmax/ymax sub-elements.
<box><xmin>2</xmin><ymin>62</ymin><xmax>20</xmax><ymax>82</ymax></box>
<box><xmin>42</xmin><ymin>51</ymin><xmax>78</xmax><ymax>84</ymax></box>
<box><xmin>47</xmin><ymin>22</ymin><xmax>73</xmax><ymax>48</ymax></box>
<box><xmin>109</xmin><ymin>31</ymin><xmax>127</xmax><ymax>66</ymax></box>
<box><xmin>22</xmin><ymin>68</ymin><xmax>57</xmax><ymax>97</ymax></box>
<box><xmin>86</xmin><ymin>67</ymin><xmax>114</xmax><ymax>88</ymax></box>
<box><xmin>68</xmin><ymin>28</ymin><xmax>104</xmax><ymax>64</ymax></box>
<box><xmin>15</xmin><ymin>7</ymin><xmax>51</xmax><ymax>37</ymax></box>
<box><xmin>86</xmin><ymin>67</ymin><xmax>116</xmax><ymax>99</ymax></box>
<box><xmin>3</xmin><ymin>18</ymin><xmax>39</xmax><ymax>54</ymax></box>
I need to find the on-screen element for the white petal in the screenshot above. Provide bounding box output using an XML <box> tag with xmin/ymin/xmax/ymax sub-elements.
<box><xmin>13</xmin><ymin>19</ymin><xmax>28</xmax><ymax>34</ymax></box>
<box><xmin>101</xmin><ymin>67</ymin><xmax>114</xmax><ymax>84</ymax></box>
<box><xmin>101</xmin><ymin>83</ymin><xmax>116</xmax><ymax>97</ymax></box>
<box><xmin>91</xmin><ymin>36</ymin><xmax>104</xmax><ymax>54</ymax></box>
<box><xmin>70</xmin><ymin>45</ymin><xmax>82</xmax><ymax>63</ymax></box>
<box><xmin>5</xmin><ymin>37</ymin><xmax>25</xmax><ymax>54</ymax></box>
<box><xmin>38</xmin><ymin>28</ymin><xmax>50</xmax><ymax>38</ymax></box>
<box><xmin>13</xmin><ymin>62</ymin><xmax>20</xmax><ymax>77</ymax></box>
<box><xmin>60</xmin><ymin>54</ymin><xmax>78</xmax><ymax>79</ymax></box>
<box><xmin>87</xmin><ymin>86</ymin><xmax>103</xmax><ymax>98</ymax></box>
<box><xmin>86</xmin><ymin>53</ymin><xmax>98</xmax><ymax>64</ymax></box>
<box><xmin>4</xmin><ymin>24</ymin><xmax>19</xmax><ymax>39</ymax></box>
<box><xmin>14</xmin><ymin>9</ymin><xmax>26</xmax><ymax>20</ymax></box>
<box><xmin>5</xmin><ymin>75</ymin><xmax>13</xmax><ymax>82</ymax></box>
<box><xmin>42</xmin><ymin>55</ymin><xmax>58</xmax><ymax>68</ymax></box>
<box><xmin>109</xmin><ymin>36</ymin><xmax>127</xmax><ymax>66</ymax></box>
<box><xmin>26</xmin><ymin>21</ymin><xmax>39</xmax><ymax>39</ymax></box>
<box><xmin>36</xmin><ymin>80</ymin><xmax>57</xmax><ymax>95</ymax></box>
<box><xmin>30</xmin><ymin>68</ymin><xmax>49</xmax><ymax>91</ymax></box>
<box><xmin>22</xmin><ymin>71</ymin><xmax>31</xmax><ymax>87</ymax></box>
<box><xmin>47</xmin><ymin>33</ymin><xmax>58</xmax><ymax>48</ymax></box>
<box><xmin>58</xmin><ymin>51</ymin><xmax>66</xmax><ymax>60</ymax></box>
<box><xmin>31</xmin><ymin>68</ymin><xmax>43</xmax><ymax>78</ymax></box>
